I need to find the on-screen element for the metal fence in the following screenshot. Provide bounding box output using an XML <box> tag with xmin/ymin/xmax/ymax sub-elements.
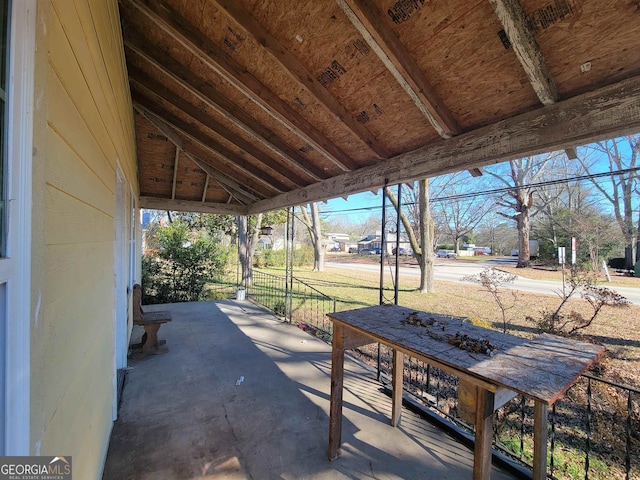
<box><xmin>368</xmin><ymin>346</ymin><xmax>640</xmax><ymax>480</ymax></box>
<box><xmin>248</xmin><ymin>269</ymin><xmax>336</xmax><ymax>341</ymax></box>
<box><xmin>246</xmin><ymin>270</ymin><xmax>639</xmax><ymax>480</ymax></box>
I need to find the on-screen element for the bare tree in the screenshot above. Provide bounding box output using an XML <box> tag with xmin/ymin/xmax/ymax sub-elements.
<box><xmin>578</xmin><ymin>135</ymin><xmax>640</xmax><ymax>269</ymax></box>
<box><xmin>463</xmin><ymin>268</ymin><xmax>518</xmax><ymax>333</ymax></box>
<box><xmin>571</xmin><ymin>209</ymin><xmax>623</xmax><ymax>271</ymax></box>
<box><xmin>386</xmin><ymin>180</ymin><xmax>435</xmax><ymax>292</ymax></box>
<box><xmin>486</xmin><ymin>154</ymin><xmax>561</xmax><ymax>267</ymax></box>
<box><xmin>297</xmin><ymin>203</ymin><xmax>325</xmax><ymax>271</ymax></box>
<box><xmin>354</xmin><ymin>212</ymin><xmax>381</xmax><ymax>239</ymax></box>
<box><xmin>236</xmin><ymin>214</ymin><xmax>263</xmax><ymax>287</ymax></box>
<box><xmin>435</xmin><ymin>195</ymin><xmax>492</xmax><ymax>253</ymax></box>
<box><xmin>236</xmin><ymin>210</ymin><xmax>287</xmax><ymax>285</ymax></box>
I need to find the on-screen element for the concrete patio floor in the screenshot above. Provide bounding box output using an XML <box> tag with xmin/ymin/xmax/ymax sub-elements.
<box><xmin>102</xmin><ymin>300</ymin><xmax>520</xmax><ymax>480</ymax></box>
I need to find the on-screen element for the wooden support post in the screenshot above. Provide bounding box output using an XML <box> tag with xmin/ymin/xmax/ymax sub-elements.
<box><xmin>473</xmin><ymin>388</ymin><xmax>495</xmax><ymax>480</ymax></box>
<box><xmin>328</xmin><ymin>323</ymin><xmax>345</xmax><ymax>461</ymax></box>
<box><xmin>391</xmin><ymin>349</ymin><xmax>404</xmax><ymax>427</ymax></box>
<box><xmin>533</xmin><ymin>401</ymin><xmax>549</xmax><ymax>480</ymax></box>
<box><xmin>141</xmin><ymin>323</ymin><xmax>161</xmax><ymax>354</ymax></box>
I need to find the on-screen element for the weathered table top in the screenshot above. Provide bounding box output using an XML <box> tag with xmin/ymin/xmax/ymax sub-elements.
<box><xmin>328</xmin><ymin>304</ymin><xmax>605</xmax><ymax>405</ymax></box>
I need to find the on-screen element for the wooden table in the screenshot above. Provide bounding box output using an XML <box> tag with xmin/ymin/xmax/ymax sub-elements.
<box><xmin>327</xmin><ymin>305</ymin><xmax>604</xmax><ymax>480</ymax></box>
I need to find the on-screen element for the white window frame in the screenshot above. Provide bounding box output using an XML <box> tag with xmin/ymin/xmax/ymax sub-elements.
<box><xmin>129</xmin><ymin>185</ymin><xmax>137</xmax><ymax>291</ymax></box>
<box><xmin>0</xmin><ymin>0</ymin><xmax>35</xmax><ymax>455</ymax></box>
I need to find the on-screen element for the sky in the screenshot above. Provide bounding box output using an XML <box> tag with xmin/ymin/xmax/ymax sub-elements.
<box><xmin>323</xmin><ymin>190</ymin><xmax>383</xmax><ymax>222</ymax></box>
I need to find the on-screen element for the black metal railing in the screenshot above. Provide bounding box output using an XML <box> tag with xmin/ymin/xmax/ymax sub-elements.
<box><xmin>245</xmin><ymin>270</ymin><xmax>639</xmax><ymax>480</ymax></box>
<box><xmin>368</xmin><ymin>345</ymin><xmax>639</xmax><ymax>480</ymax></box>
<box><xmin>248</xmin><ymin>269</ymin><xmax>337</xmax><ymax>341</ymax></box>
<box><xmin>206</xmin><ymin>270</ymin><xmax>238</xmax><ymax>300</ymax></box>
<box><xmin>247</xmin><ymin>269</ymin><xmax>288</xmax><ymax>316</ymax></box>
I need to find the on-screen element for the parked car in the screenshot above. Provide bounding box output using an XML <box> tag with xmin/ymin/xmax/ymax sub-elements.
<box><xmin>436</xmin><ymin>250</ymin><xmax>456</xmax><ymax>258</ymax></box>
<box><xmin>392</xmin><ymin>247</ymin><xmax>410</xmax><ymax>256</ymax></box>
<box><xmin>348</xmin><ymin>247</ymin><xmax>358</xmax><ymax>253</ymax></box>
<box><xmin>361</xmin><ymin>247</ymin><xmax>381</xmax><ymax>255</ymax></box>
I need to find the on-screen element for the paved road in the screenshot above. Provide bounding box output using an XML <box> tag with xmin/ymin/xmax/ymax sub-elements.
<box><xmin>325</xmin><ymin>259</ymin><xmax>640</xmax><ymax>305</ymax></box>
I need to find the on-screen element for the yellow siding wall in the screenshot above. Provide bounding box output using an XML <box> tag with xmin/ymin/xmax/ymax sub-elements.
<box><xmin>30</xmin><ymin>1</ymin><xmax>137</xmax><ymax>478</ymax></box>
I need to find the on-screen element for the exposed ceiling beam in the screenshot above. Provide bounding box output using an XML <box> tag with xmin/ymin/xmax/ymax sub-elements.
<box><xmin>131</xmin><ymin>89</ymin><xmax>289</xmax><ymax>194</ymax></box>
<box><xmin>247</xmin><ymin>75</ymin><xmax>640</xmax><ymax>213</ymax></box>
<box><xmin>201</xmin><ymin>175</ymin><xmax>210</xmax><ymax>203</ymax></box>
<box><xmin>489</xmin><ymin>0</ymin><xmax>580</xmax><ymax>161</ymax></box>
<box><xmin>140</xmin><ymin>196</ymin><xmax>248</xmax><ymax>215</ymax></box>
<box><xmin>184</xmin><ymin>153</ymin><xmax>249</xmax><ymax>205</ymax></box>
<box><xmin>128</xmin><ymin>64</ymin><xmax>310</xmax><ymax>188</ymax></box>
<box><xmin>133</xmin><ymin>103</ymin><xmax>266</xmax><ymax>203</ymax></box>
<box><xmin>489</xmin><ymin>0</ymin><xmax>558</xmax><ymax>105</ymax></box>
<box><xmin>123</xmin><ymin>31</ymin><xmax>329</xmax><ymax>182</ymax></box>
<box><xmin>336</xmin><ymin>0</ymin><xmax>460</xmax><ymax>139</ymax></box>
<box><xmin>171</xmin><ymin>146</ymin><xmax>180</xmax><ymax>199</ymax></box>
<box><xmin>564</xmin><ymin>147</ymin><xmax>578</xmax><ymax>160</ymax></box>
<box><xmin>211</xmin><ymin>0</ymin><xmax>389</xmax><ymax>159</ymax></box>
<box><xmin>125</xmin><ymin>0</ymin><xmax>358</xmax><ymax>171</ymax></box>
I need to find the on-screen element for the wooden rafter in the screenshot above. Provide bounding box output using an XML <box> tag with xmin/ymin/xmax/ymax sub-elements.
<box><xmin>133</xmin><ymin>101</ymin><xmax>271</xmax><ymax>201</ymax></box>
<box><xmin>211</xmin><ymin>0</ymin><xmax>389</xmax><ymax>159</ymax></box>
<box><xmin>184</xmin><ymin>153</ymin><xmax>249</xmax><ymax>205</ymax></box>
<box><xmin>123</xmin><ymin>31</ymin><xmax>329</xmax><ymax>182</ymax></box>
<box><xmin>140</xmin><ymin>196</ymin><xmax>247</xmax><ymax>215</ymax></box>
<box><xmin>171</xmin><ymin>146</ymin><xmax>179</xmax><ymax>199</ymax></box>
<box><xmin>128</xmin><ymin>64</ymin><xmax>310</xmax><ymax>188</ymax></box>
<box><xmin>336</xmin><ymin>0</ymin><xmax>460</xmax><ymax>139</ymax></box>
<box><xmin>131</xmin><ymin>88</ymin><xmax>289</xmax><ymax>194</ymax></box>
<box><xmin>125</xmin><ymin>0</ymin><xmax>358</xmax><ymax>171</ymax></box>
<box><xmin>247</xmin><ymin>75</ymin><xmax>640</xmax><ymax>213</ymax></box>
<box><xmin>201</xmin><ymin>175</ymin><xmax>210</xmax><ymax>203</ymax></box>
<box><xmin>134</xmin><ymin>104</ymin><xmax>260</xmax><ymax>204</ymax></box>
<box><xmin>489</xmin><ymin>0</ymin><xmax>558</xmax><ymax>106</ymax></box>
<box><xmin>489</xmin><ymin>0</ymin><xmax>580</xmax><ymax>161</ymax></box>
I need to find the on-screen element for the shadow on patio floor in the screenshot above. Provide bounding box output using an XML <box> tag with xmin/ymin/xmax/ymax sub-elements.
<box><xmin>102</xmin><ymin>300</ymin><xmax>518</xmax><ymax>480</ymax></box>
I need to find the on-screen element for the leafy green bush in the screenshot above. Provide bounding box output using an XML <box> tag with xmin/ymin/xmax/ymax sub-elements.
<box><xmin>253</xmin><ymin>246</ymin><xmax>315</xmax><ymax>268</ymax></box>
<box><xmin>142</xmin><ymin>221</ymin><xmax>231</xmax><ymax>304</ymax></box>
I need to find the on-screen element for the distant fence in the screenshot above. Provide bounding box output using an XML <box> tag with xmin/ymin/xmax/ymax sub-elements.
<box><xmin>246</xmin><ymin>270</ymin><xmax>639</xmax><ymax>480</ymax></box>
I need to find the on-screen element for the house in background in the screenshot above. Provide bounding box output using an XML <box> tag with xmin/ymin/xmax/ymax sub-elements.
<box><xmin>326</xmin><ymin>232</ymin><xmax>353</xmax><ymax>252</ymax></box>
<box><xmin>2</xmin><ymin>1</ymin><xmax>639</xmax><ymax>479</ymax></box>
<box><xmin>358</xmin><ymin>232</ymin><xmax>411</xmax><ymax>254</ymax></box>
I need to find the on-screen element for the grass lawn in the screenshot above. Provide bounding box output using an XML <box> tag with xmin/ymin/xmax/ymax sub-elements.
<box><xmin>263</xmin><ymin>263</ymin><xmax>640</xmax><ymax>391</ymax></box>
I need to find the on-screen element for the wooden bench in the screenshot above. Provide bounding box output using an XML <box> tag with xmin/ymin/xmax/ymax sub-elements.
<box><xmin>131</xmin><ymin>284</ymin><xmax>172</xmax><ymax>355</ymax></box>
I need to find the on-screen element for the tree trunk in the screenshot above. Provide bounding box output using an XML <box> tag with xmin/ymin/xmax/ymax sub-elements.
<box><xmin>310</xmin><ymin>203</ymin><xmax>324</xmax><ymax>271</ymax></box>
<box><xmin>385</xmin><ymin>180</ymin><xmax>434</xmax><ymax>293</ymax></box>
<box><xmin>298</xmin><ymin>204</ymin><xmax>325</xmax><ymax>272</ymax></box>
<box><xmin>418</xmin><ymin>179</ymin><xmax>435</xmax><ymax>293</ymax></box>
<box><xmin>236</xmin><ymin>214</ymin><xmax>263</xmax><ymax>286</ymax></box>
<box><xmin>513</xmin><ymin>184</ymin><xmax>534</xmax><ymax>268</ymax></box>
<box><xmin>517</xmin><ymin>202</ymin><xmax>531</xmax><ymax>268</ymax></box>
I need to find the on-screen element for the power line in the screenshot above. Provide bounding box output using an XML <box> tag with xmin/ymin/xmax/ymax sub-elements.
<box><xmin>321</xmin><ymin>167</ymin><xmax>640</xmax><ymax>216</ymax></box>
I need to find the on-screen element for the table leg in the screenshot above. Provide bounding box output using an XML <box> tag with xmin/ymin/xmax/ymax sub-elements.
<box><xmin>533</xmin><ymin>401</ymin><xmax>549</xmax><ymax>480</ymax></box>
<box><xmin>391</xmin><ymin>349</ymin><xmax>404</xmax><ymax>427</ymax></box>
<box><xmin>473</xmin><ymin>388</ymin><xmax>495</xmax><ymax>480</ymax></box>
<box><xmin>328</xmin><ymin>323</ymin><xmax>345</xmax><ymax>461</ymax></box>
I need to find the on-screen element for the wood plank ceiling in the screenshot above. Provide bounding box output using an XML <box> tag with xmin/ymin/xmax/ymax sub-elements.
<box><xmin>119</xmin><ymin>0</ymin><xmax>640</xmax><ymax>215</ymax></box>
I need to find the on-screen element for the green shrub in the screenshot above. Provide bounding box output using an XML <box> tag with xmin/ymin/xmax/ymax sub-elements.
<box><xmin>253</xmin><ymin>246</ymin><xmax>315</xmax><ymax>268</ymax></box>
<box><xmin>142</xmin><ymin>221</ymin><xmax>231</xmax><ymax>303</ymax></box>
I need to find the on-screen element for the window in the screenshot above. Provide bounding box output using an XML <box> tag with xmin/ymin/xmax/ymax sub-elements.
<box><xmin>0</xmin><ymin>0</ymin><xmax>35</xmax><ymax>454</ymax></box>
<box><xmin>0</xmin><ymin>0</ymin><xmax>8</xmax><ymax>257</ymax></box>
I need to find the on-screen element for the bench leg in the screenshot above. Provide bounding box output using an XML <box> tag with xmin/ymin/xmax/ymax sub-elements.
<box><xmin>142</xmin><ymin>324</ymin><xmax>168</xmax><ymax>354</ymax></box>
<box><xmin>140</xmin><ymin>332</ymin><xmax>166</xmax><ymax>347</ymax></box>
